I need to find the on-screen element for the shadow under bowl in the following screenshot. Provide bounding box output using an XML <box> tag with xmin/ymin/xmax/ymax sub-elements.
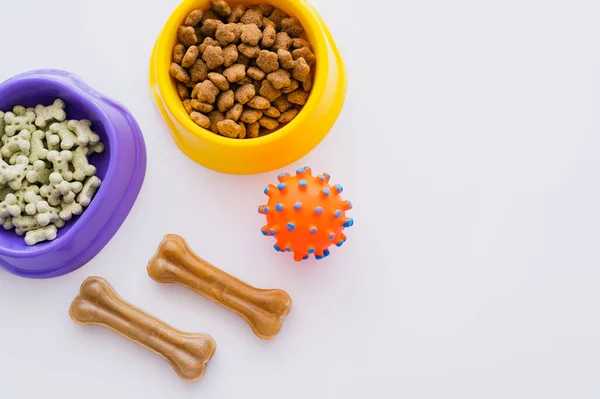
<box><xmin>0</xmin><ymin>69</ymin><xmax>146</xmax><ymax>279</ymax></box>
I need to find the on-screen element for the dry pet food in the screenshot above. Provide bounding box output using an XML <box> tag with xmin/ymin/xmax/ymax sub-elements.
<box><xmin>0</xmin><ymin>99</ymin><xmax>103</xmax><ymax>245</ymax></box>
<box><xmin>170</xmin><ymin>0</ymin><xmax>316</xmax><ymax>139</ymax></box>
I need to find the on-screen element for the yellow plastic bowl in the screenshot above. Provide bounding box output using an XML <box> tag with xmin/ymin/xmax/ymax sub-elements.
<box><xmin>150</xmin><ymin>0</ymin><xmax>347</xmax><ymax>175</ymax></box>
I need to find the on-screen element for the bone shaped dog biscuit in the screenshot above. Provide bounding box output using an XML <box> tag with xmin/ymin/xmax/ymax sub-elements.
<box><xmin>147</xmin><ymin>234</ymin><xmax>292</xmax><ymax>340</ymax></box>
<box><xmin>69</xmin><ymin>277</ymin><xmax>217</xmax><ymax>382</ymax></box>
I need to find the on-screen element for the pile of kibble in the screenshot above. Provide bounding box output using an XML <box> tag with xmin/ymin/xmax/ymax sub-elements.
<box><xmin>169</xmin><ymin>0</ymin><xmax>316</xmax><ymax>139</ymax></box>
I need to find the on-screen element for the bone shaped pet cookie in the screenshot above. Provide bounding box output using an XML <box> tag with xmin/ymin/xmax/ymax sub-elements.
<box><xmin>35</xmin><ymin>99</ymin><xmax>66</xmax><ymax>129</ymax></box>
<box><xmin>67</xmin><ymin>120</ymin><xmax>100</xmax><ymax>146</ymax></box>
<box><xmin>147</xmin><ymin>234</ymin><xmax>293</xmax><ymax>340</ymax></box>
<box><xmin>1</xmin><ymin>130</ymin><xmax>31</xmax><ymax>158</ymax></box>
<box><xmin>4</xmin><ymin>110</ymin><xmax>35</xmax><ymax>136</ymax></box>
<box><xmin>49</xmin><ymin>122</ymin><xmax>78</xmax><ymax>150</ymax></box>
<box><xmin>69</xmin><ymin>277</ymin><xmax>217</xmax><ymax>382</ymax></box>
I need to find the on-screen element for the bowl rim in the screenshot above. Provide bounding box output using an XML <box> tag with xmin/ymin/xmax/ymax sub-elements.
<box><xmin>155</xmin><ymin>0</ymin><xmax>330</xmax><ymax>147</ymax></box>
<box><xmin>0</xmin><ymin>73</ymin><xmax>119</xmax><ymax>258</ymax></box>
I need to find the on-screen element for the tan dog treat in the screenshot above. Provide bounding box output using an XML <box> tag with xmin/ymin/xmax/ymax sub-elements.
<box><xmin>208</xmin><ymin>72</ymin><xmax>230</xmax><ymax>91</ymax></box>
<box><xmin>240</xmin><ymin>108</ymin><xmax>263</xmax><ymax>124</ymax></box>
<box><xmin>201</xmin><ymin>9</ymin><xmax>219</xmax><ymax>24</ymax></box>
<box><xmin>256</xmin><ymin>50</ymin><xmax>279</xmax><ymax>73</ymax></box>
<box><xmin>292</xmin><ymin>57</ymin><xmax>310</xmax><ymax>81</ymax></box>
<box><xmin>272</xmin><ymin>32</ymin><xmax>292</xmax><ymax>52</ymax></box>
<box><xmin>246</xmin><ymin>121</ymin><xmax>260</xmax><ymax>138</ymax></box>
<box><xmin>191</xmin><ymin>100</ymin><xmax>214</xmax><ymax>114</ymax></box>
<box><xmin>195</xmin><ymin>80</ymin><xmax>220</xmax><ymax>104</ymax></box>
<box><xmin>228</xmin><ymin>4</ymin><xmax>245</xmax><ymax>22</ymax></box>
<box><xmin>292</xmin><ymin>38</ymin><xmax>311</xmax><ymax>49</ymax></box>
<box><xmin>259</xmin><ymin>116</ymin><xmax>279</xmax><ymax>130</ymax></box>
<box><xmin>184</xmin><ymin>9</ymin><xmax>204</xmax><ymax>26</ymax></box>
<box><xmin>198</xmin><ymin>37</ymin><xmax>220</xmax><ymax>54</ymax></box>
<box><xmin>200</xmin><ymin>19</ymin><xmax>223</xmax><ymax>38</ymax></box>
<box><xmin>217</xmin><ymin>90</ymin><xmax>235</xmax><ymax>112</ymax></box>
<box><xmin>202</xmin><ymin>45</ymin><xmax>224</xmax><ymax>70</ymax></box>
<box><xmin>278</xmin><ymin>108</ymin><xmax>299</xmax><ymax>124</ymax></box>
<box><xmin>238</xmin><ymin>122</ymin><xmax>247</xmax><ymax>139</ymax></box>
<box><xmin>264</xmin><ymin>106</ymin><xmax>281</xmax><ymax>118</ymax></box>
<box><xmin>259</xmin><ymin>79</ymin><xmax>282</xmax><ymax>102</ymax></box>
<box><xmin>267</xmin><ymin>69</ymin><xmax>292</xmax><ymax>90</ymax></box>
<box><xmin>240</xmin><ymin>9</ymin><xmax>263</xmax><ymax>28</ymax></box>
<box><xmin>183</xmin><ymin>99</ymin><xmax>193</xmax><ymax>114</ymax></box>
<box><xmin>269</xmin><ymin>9</ymin><xmax>288</xmax><ymax>30</ymax></box>
<box><xmin>223</xmin><ymin>63</ymin><xmax>246</xmax><ymax>82</ymax></box>
<box><xmin>238</xmin><ymin>43</ymin><xmax>260</xmax><ymax>58</ymax></box>
<box><xmin>181</xmin><ymin>46</ymin><xmax>199</xmax><ymax>68</ymax></box>
<box><xmin>282</xmin><ymin>79</ymin><xmax>299</xmax><ymax>94</ymax></box>
<box><xmin>69</xmin><ymin>277</ymin><xmax>216</xmax><ymax>382</ymax></box>
<box><xmin>262</xmin><ymin>16</ymin><xmax>276</xmax><ymax>28</ymax></box>
<box><xmin>207</xmin><ymin>110</ymin><xmax>225</xmax><ymax>133</ymax></box>
<box><xmin>246</xmin><ymin>96</ymin><xmax>270</xmax><ymax>110</ymax></box>
<box><xmin>273</xmin><ymin>96</ymin><xmax>293</xmax><ymax>113</ymax></box>
<box><xmin>302</xmin><ymin>72</ymin><xmax>313</xmax><ymax>91</ymax></box>
<box><xmin>189</xmin><ymin>59</ymin><xmax>209</xmax><ymax>82</ymax></box>
<box><xmin>247</xmin><ymin>66</ymin><xmax>265</xmax><ymax>80</ymax></box>
<box><xmin>215</xmin><ymin>24</ymin><xmax>236</xmax><ymax>46</ymax></box>
<box><xmin>288</xmin><ymin>89</ymin><xmax>309</xmax><ymax>105</ymax></box>
<box><xmin>277</xmin><ymin>49</ymin><xmax>294</xmax><ymax>69</ymax></box>
<box><xmin>225</xmin><ymin>103</ymin><xmax>243</xmax><ymax>122</ymax></box>
<box><xmin>170</xmin><ymin>63</ymin><xmax>190</xmax><ymax>83</ymax></box>
<box><xmin>147</xmin><ymin>235</ymin><xmax>292</xmax><ymax>340</ymax></box>
<box><xmin>177</xmin><ymin>82</ymin><xmax>190</xmax><ymax>99</ymax></box>
<box><xmin>178</xmin><ymin>26</ymin><xmax>198</xmax><ymax>47</ymax></box>
<box><xmin>216</xmin><ymin>119</ymin><xmax>241</xmax><ymax>138</ymax></box>
<box><xmin>211</xmin><ymin>0</ymin><xmax>231</xmax><ymax>17</ymax></box>
<box><xmin>222</xmin><ymin>43</ymin><xmax>238</xmax><ymax>67</ymax></box>
<box><xmin>281</xmin><ymin>17</ymin><xmax>304</xmax><ymax>38</ymax></box>
<box><xmin>240</xmin><ymin>24</ymin><xmax>262</xmax><ymax>46</ymax></box>
<box><xmin>173</xmin><ymin>43</ymin><xmax>186</xmax><ymax>64</ymax></box>
<box><xmin>190</xmin><ymin>112</ymin><xmax>210</xmax><ymax>129</ymax></box>
<box><xmin>261</xmin><ymin>24</ymin><xmax>276</xmax><ymax>48</ymax></box>
<box><xmin>292</xmin><ymin>47</ymin><xmax>316</xmax><ymax>68</ymax></box>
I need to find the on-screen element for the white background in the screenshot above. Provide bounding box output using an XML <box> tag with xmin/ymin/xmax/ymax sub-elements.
<box><xmin>1</xmin><ymin>0</ymin><xmax>600</xmax><ymax>397</ymax></box>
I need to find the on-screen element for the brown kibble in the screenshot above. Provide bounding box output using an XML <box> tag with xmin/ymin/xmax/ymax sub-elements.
<box><xmin>208</xmin><ymin>72</ymin><xmax>230</xmax><ymax>90</ymax></box>
<box><xmin>272</xmin><ymin>32</ymin><xmax>292</xmax><ymax>52</ymax></box>
<box><xmin>273</xmin><ymin>96</ymin><xmax>293</xmax><ymax>113</ymax></box>
<box><xmin>228</xmin><ymin>5</ymin><xmax>245</xmax><ymax>22</ymax></box>
<box><xmin>240</xmin><ymin>9</ymin><xmax>263</xmax><ymax>28</ymax></box>
<box><xmin>277</xmin><ymin>49</ymin><xmax>294</xmax><ymax>69</ymax></box>
<box><xmin>237</xmin><ymin>122</ymin><xmax>247</xmax><ymax>139</ymax></box>
<box><xmin>222</xmin><ymin>43</ymin><xmax>239</xmax><ymax>67</ymax></box>
<box><xmin>195</xmin><ymin>80</ymin><xmax>220</xmax><ymax>103</ymax></box>
<box><xmin>259</xmin><ymin>116</ymin><xmax>279</xmax><ymax>130</ymax></box>
<box><xmin>269</xmin><ymin>9</ymin><xmax>289</xmax><ymax>30</ymax></box>
<box><xmin>292</xmin><ymin>57</ymin><xmax>310</xmax><ymax>81</ymax></box>
<box><xmin>246</xmin><ymin>121</ymin><xmax>260</xmax><ymax>138</ymax></box>
<box><xmin>208</xmin><ymin>110</ymin><xmax>225</xmax><ymax>133</ymax></box>
<box><xmin>288</xmin><ymin>89</ymin><xmax>309</xmax><ymax>105</ymax></box>
<box><xmin>262</xmin><ymin>17</ymin><xmax>276</xmax><ymax>28</ymax></box>
<box><xmin>246</xmin><ymin>96</ymin><xmax>271</xmax><ymax>110</ymax></box>
<box><xmin>170</xmin><ymin>62</ymin><xmax>190</xmax><ymax>83</ymax></box>
<box><xmin>217</xmin><ymin>119</ymin><xmax>242</xmax><ymax>138</ymax></box>
<box><xmin>203</xmin><ymin>45</ymin><xmax>225</xmax><ymax>69</ymax></box>
<box><xmin>232</xmin><ymin>23</ymin><xmax>243</xmax><ymax>43</ymax></box>
<box><xmin>185</xmin><ymin>9</ymin><xmax>204</xmax><ymax>26</ymax></box>
<box><xmin>278</xmin><ymin>108</ymin><xmax>298</xmax><ymax>124</ymax></box>
<box><xmin>225</xmin><ymin>103</ymin><xmax>243</xmax><ymax>121</ymax></box>
<box><xmin>261</xmin><ymin>24</ymin><xmax>276</xmax><ymax>48</ymax></box>
<box><xmin>182</xmin><ymin>99</ymin><xmax>193</xmax><ymax>114</ymax></box>
<box><xmin>215</xmin><ymin>23</ymin><xmax>236</xmax><ymax>46</ymax></box>
<box><xmin>201</xmin><ymin>19</ymin><xmax>223</xmax><ymax>38</ymax></box>
<box><xmin>189</xmin><ymin>59</ymin><xmax>209</xmax><ymax>82</ymax></box>
<box><xmin>240</xmin><ymin>108</ymin><xmax>263</xmax><ymax>124</ymax></box>
<box><xmin>256</xmin><ymin>50</ymin><xmax>279</xmax><ymax>73</ymax></box>
<box><xmin>190</xmin><ymin>112</ymin><xmax>211</xmax><ymax>129</ymax></box>
<box><xmin>217</xmin><ymin>90</ymin><xmax>235</xmax><ymax>112</ymax></box>
<box><xmin>302</xmin><ymin>73</ymin><xmax>313</xmax><ymax>91</ymax></box>
<box><xmin>241</xmin><ymin>24</ymin><xmax>263</xmax><ymax>46</ymax></box>
<box><xmin>211</xmin><ymin>0</ymin><xmax>232</xmax><ymax>17</ymax></box>
<box><xmin>281</xmin><ymin>17</ymin><xmax>304</xmax><ymax>38</ymax></box>
<box><xmin>181</xmin><ymin>46</ymin><xmax>199</xmax><ymax>68</ymax></box>
<box><xmin>238</xmin><ymin>43</ymin><xmax>260</xmax><ymax>58</ymax></box>
<box><xmin>282</xmin><ymin>79</ymin><xmax>299</xmax><ymax>94</ymax></box>
<box><xmin>292</xmin><ymin>47</ymin><xmax>316</xmax><ymax>68</ymax></box>
<box><xmin>173</xmin><ymin>44</ymin><xmax>185</xmax><ymax>64</ymax></box>
<box><xmin>267</xmin><ymin>69</ymin><xmax>292</xmax><ymax>90</ymax></box>
<box><xmin>247</xmin><ymin>66</ymin><xmax>265</xmax><ymax>80</ymax></box>
<box><xmin>223</xmin><ymin>63</ymin><xmax>246</xmax><ymax>82</ymax></box>
<box><xmin>177</xmin><ymin>83</ymin><xmax>190</xmax><ymax>99</ymax></box>
<box><xmin>259</xmin><ymin>79</ymin><xmax>282</xmax><ymax>102</ymax></box>
<box><xmin>191</xmin><ymin>100</ymin><xmax>214</xmax><ymax>113</ymax></box>
<box><xmin>292</xmin><ymin>38</ymin><xmax>311</xmax><ymax>49</ymax></box>
<box><xmin>250</xmin><ymin>4</ymin><xmax>275</xmax><ymax>17</ymax></box>
<box><xmin>236</xmin><ymin>54</ymin><xmax>250</xmax><ymax>67</ymax></box>
<box><xmin>178</xmin><ymin>26</ymin><xmax>198</xmax><ymax>47</ymax></box>
<box><xmin>235</xmin><ymin>84</ymin><xmax>256</xmax><ymax>104</ymax></box>
<box><xmin>264</xmin><ymin>107</ymin><xmax>281</xmax><ymax>118</ymax></box>
<box><xmin>199</xmin><ymin>37</ymin><xmax>220</xmax><ymax>54</ymax></box>
<box><xmin>201</xmin><ymin>10</ymin><xmax>219</xmax><ymax>24</ymax></box>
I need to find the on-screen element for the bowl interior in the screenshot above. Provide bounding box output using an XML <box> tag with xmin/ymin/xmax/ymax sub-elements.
<box><xmin>0</xmin><ymin>79</ymin><xmax>111</xmax><ymax>250</ymax></box>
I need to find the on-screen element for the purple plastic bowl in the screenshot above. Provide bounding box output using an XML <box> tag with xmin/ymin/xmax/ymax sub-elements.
<box><xmin>0</xmin><ymin>69</ymin><xmax>146</xmax><ymax>279</ymax></box>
